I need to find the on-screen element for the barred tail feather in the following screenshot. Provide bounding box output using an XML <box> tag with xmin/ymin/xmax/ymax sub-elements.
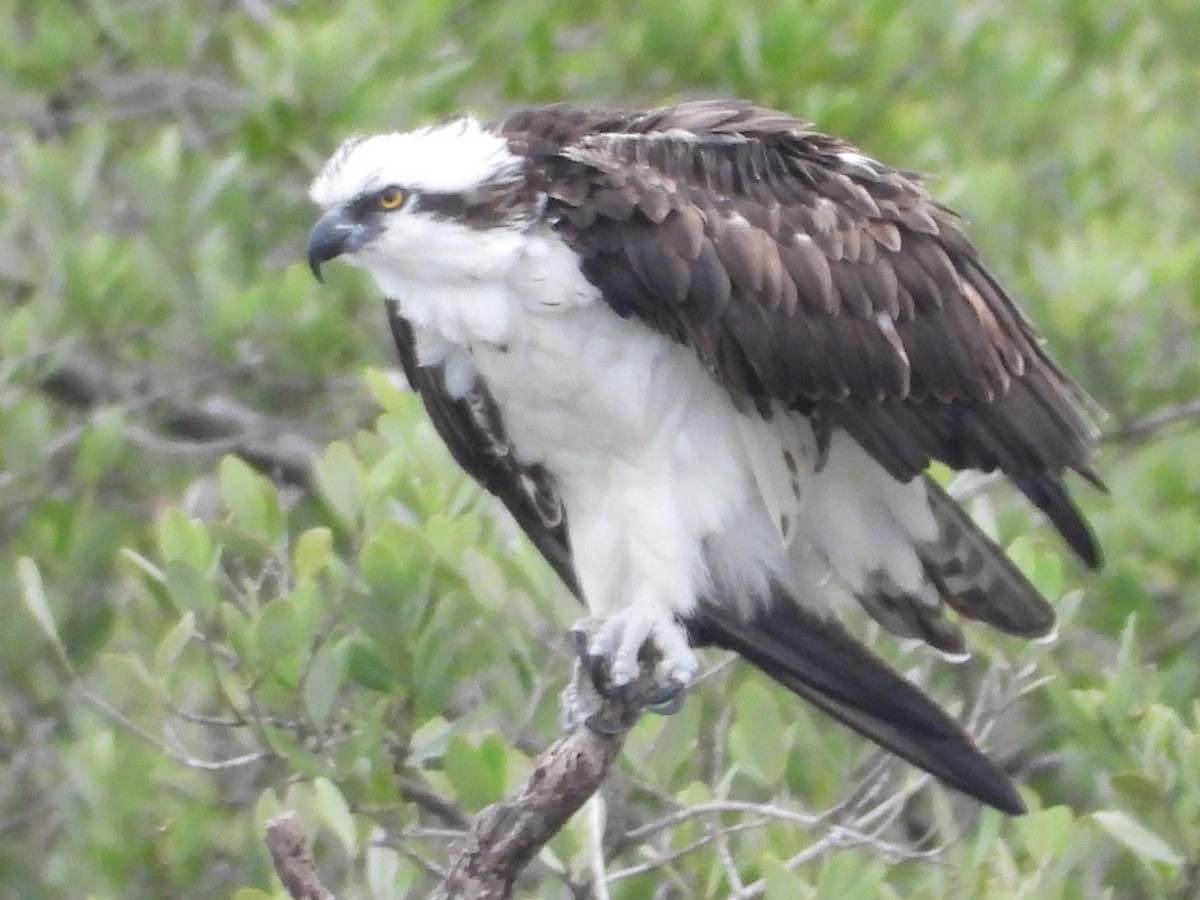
<box><xmin>922</xmin><ymin>477</ymin><xmax>1056</xmax><ymax>638</ymax></box>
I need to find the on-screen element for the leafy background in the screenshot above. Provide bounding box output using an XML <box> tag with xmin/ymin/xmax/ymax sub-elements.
<box><xmin>2</xmin><ymin>0</ymin><xmax>1199</xmax><ymax>896</ymax></box>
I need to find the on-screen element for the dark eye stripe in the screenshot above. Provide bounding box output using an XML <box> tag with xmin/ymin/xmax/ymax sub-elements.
<box><xmin>418</xmin><ymin>189</ymin><xmax>518</xmax><ymax>228</ymax></box>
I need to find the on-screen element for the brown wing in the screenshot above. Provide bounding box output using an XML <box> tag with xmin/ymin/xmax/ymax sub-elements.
<box><xmin>506</xmin><ymin>100</ymin><xmax>1101</xmax><ymax>566</ymax></box>
<box><xmin>386</xmin><ymin>306</ymin><xmax>578</xmax><ymax>596</ymax></box>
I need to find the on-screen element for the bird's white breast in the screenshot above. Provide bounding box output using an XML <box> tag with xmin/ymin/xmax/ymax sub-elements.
<box><xmin>369</xmin><ymin>229</ymin><xmax>777</xmax><ymax>616</ymax></box>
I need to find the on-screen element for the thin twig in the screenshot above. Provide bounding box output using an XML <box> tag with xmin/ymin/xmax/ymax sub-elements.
<box><xmin>389</xmin><ymin>826</ymin><xmax>467</xmax><ymax>841</ymax></box>
<box><xmin>716</xmin><ymin>824</ymin><xmax>746</xmax><ymax>894</ymax></box>
<box><xmin>397</xmin><ymin>776</ymin><xmax>471</xmax><ymax>829</ymax></box>
<box><xmin>605</xmin><ymin>817</ymin><xmax>769</xmax><ymax>884</ymax></box>
<box><xmin>707</xmin><ymin>703</ymin><xmax>743</xmax><ymax>893</ymax></box>
<box><xmin>372</xmin><ymin>834</ymin><xmax>450</xmax><ymax>880</ymax></box>
<box><xmin>621</xmin><ymin>800</ymin><xmax>822</xmax><ymax>845</ymax></box>
<box><xmin>1103</xmin><ymin>398</ymin><xmax>1200</xmax><ymax>444</ymax></box>
<box><xmin>77</xmin><ymin>687</ymin><xmax>270</xmax><ymax>771</ymax></box>
<box><xmin>38</xmin><ymin>353</ymin><xmax>374</xmax><ymax>489</ymax></box>
<box><xmin>729</xmin><ymin>819</ymin><xmax>949</xmax><ymax>900</ymax></box>
<box><xmin>727</xmin><ymin>834</ymin><xmax>840</xmax><ymax>900</ymax></box>
<box><xmin>587</xmin><ymin>795</ymin><xmax>611</xmax><ymax>900</ymax></box>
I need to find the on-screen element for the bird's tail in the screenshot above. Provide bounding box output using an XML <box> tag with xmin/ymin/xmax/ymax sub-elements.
<box><xmin>689</xmin><ymin>592</ymin><xmax>1025</xmax><ymax>814</ymax></box>
<box><xmin>918</xmin><ymin>477</ymin><xmax>1057</xmax><ymax>637</ymax></box>
<box><xmin>850</xmin><ymin>476</ymin><xmax>1059</xmax><ymax>660</ymax></box>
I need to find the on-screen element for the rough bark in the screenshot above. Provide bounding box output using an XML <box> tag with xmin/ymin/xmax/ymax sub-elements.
<box><xmin>265</xmin><ymin>812</ymin><xmax>336</xmax><ymax>900</ymax></box>
<box><xmin>430</xmin><ymin>672</ymin><xmax>635</xmax><ymax>899</ymax></box>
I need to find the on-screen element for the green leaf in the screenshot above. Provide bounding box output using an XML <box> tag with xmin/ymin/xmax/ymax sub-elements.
<box><xmin>303</xmin><ymin>639</ymin><xmax>346</xmax><ymax>724</ymax></box>
<box><xmin>231</xmin><ymin>890</ymin><xmax>275</xmax><ymax>900</ymax></box>
<box><xmin>313</xmin><ymin>776</ymin><xmax>358</xmax><ymax>857</ymax></box>
<box><xmin>154</xmin><ymin>610</ymin><xmax>195</xmax><ymax>676</ymax></box>
<box><xmin>15</xmin><ymin>556</ymin><xmax>68</xmax><ymax>664</ymax></box>
<box><xmin>255</xmin><ymin>598</ymin><xmax>302</xmax><ymax>659</ymax></box>
<box><xmin>293</xmin><ymin>526</ymin><xmax>334</xmax><ymax>582</ymax></box>
<box><xmin>101</xmin><ymin>652</ymin><xmax>164</xmax><ymax>703</ymax></box>
<box><xmin>1110</xmin><ymin>771</ymin><xmax>1165</xmax><ymax>806</ymax></box>
<box><xmin>119</xmin><ymin>549</ymin><xmax>172</xmax><ymax>607</ymax></box>
<box><xmin>459</xmin><ymin>548</ymin><xmax>508</xmax><ymax>610</ymax></box>
<box><xmin>253</xmin><ymin>788</ymin><xmax>284</xmax><ymax>834</ymax></box>
<box><xmin>314</xmin><ymin>441</ymin><xmax>365</xmax><ymax>528</ymax></box>
<box><xmin>164</xmin><ymin>560</ymin><xmax>219</xmax><ymax>617</ymax></box>
<box><xmin>763</xmin><ymin>858</ymin><xmax>815</xmax><ymax>900</ymax></box>
<box><xmin>1017</xmin><ymin>804</ymin><xmax>1076</xmax><ymax>862</ymax></box>
<box><xmin>219</xmin><ymin>455</ymin><xmax>266</xmax><ymax>530</ymax></box>
<box><xmin>359</xmin><ymin>523</ymin><xmax>421</xmax><ymax>607</ymax></box>
<box><xmin>118</xmin><ymin>549</ymin><xmax>166</xmax><ymax>584</ymax></box>
<box><xmin>1107</xmin><ymin>615</ymin><xmax>1143</xmax><ymax>723</ymax></box>
<box><xmin>365</xmin><ymin>446</ymin><xmax>412</xmax><ymax>499</ymax></box>
<box><xmin>409</xmin><ymin>716</ymin><xmax>454</xmax><ymax>766</ymax></box>
<box><xmin>729</xmin><ymin>679</ymin><xmax>789</xmax><ymax>785</ymax></box>
<box><xmin>157</xmin><ymin>509</ymin><xmax>216</xmax><ymax>571</ymax></box>
<box><xmin>221</xmin><ymin>601</ymin><xmax>256</xmax><ymax>667</ymax></box>
<box><xmin>259</xmin><ymin>724</ymin><xmax>327</xmax><ymax>778</ymax></box>
<box><xmin>1092</xmin><ymin>810</ymin><xmax>1182</xmax><ymax>866</ymax></box>
<box><xmin>286</xmin><ymin>582</ymin><xmax>326</xmax><ymax>640</ymax></box>
<box><xmin>363</xmin><ymin>366</ymin><xmax>414</xmax><ymax>414</ymax></box>
<box><xmin>625</xmin><ymin>690</ymin><xmax>702</xmax><ymax>786</ymax></box>
<box><xmin>443</xmin><ymin>733</ymin><xmax>507</xmax><ymax>810</ymax></box>
<box><xmin>815</xmin><ymin>850</ymin><xmax>885</xmax><ymax>897</ymax></box>
<box><xmin>72</xmin><ymin>406</ymin><xmax>127</xmax><ymax>484</ymax></box>
<box><xmin>477</xmin><ymin>733</ymin><xmax>510</xmax><ymax>798</ymax></box>
<box><xmin>150</xmin><ymin>126</ymin><xmax>183</xmax><ymax>182</ymax></box>
<box><xmin>366</xmin><ymin>844</ymin><xmax>412</xmax><ymax>900</ymax></box>
<box><xmin>345</xmin><ymin>638</ymin><xmax>400</xmax><ymax>693</ymax></box>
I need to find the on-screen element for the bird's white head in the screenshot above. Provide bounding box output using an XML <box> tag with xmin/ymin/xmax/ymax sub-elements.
<box><xmin>307</xmin><ymin>116</ymin><xmax>530</xmax><ymax>286</ymax></box>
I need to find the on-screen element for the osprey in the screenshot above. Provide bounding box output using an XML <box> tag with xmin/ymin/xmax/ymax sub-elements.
<box><xmin>308</xmin><ymin>101</ymin><xmax>1101</xmax><ymax>815</ymax></box>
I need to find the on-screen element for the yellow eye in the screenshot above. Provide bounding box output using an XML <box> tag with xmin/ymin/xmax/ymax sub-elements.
<box><xmin>377</xmin><ymin>188</ymin><xmax>405</xmax><ymax>210</ymax></box>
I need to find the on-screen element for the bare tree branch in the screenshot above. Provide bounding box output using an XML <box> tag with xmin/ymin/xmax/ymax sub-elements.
<box><xmin>586</xmin><ymin>795</ymin><xmax>612</xmax><ymax>900</ymax></box>
<box><xmin>606</xmin><ymin>817</ymin><xmax>769</xmax><ymax>885</ymax></box>
<box><xmin>265</xmin><ymin>812</ymin><xmax>336</xmax><ymax>900</ymax></box>
<box><xmin>37</xmin><ymin>352</ymin><xmax>370</xmax><ymax>489</ymax></box>
<box><xmin>1103</xmin><ymin>398</ymin><xmax>1200</xmax><ymax>444</ymax></box>
<box><xmin>76</xmin><ymin>685</ymin><xmax>270</xmax><ymax>772</ymax></box>
<box><xmin>396</xmin><ymin>775</ymin><xmax>471</xmax><ymax>830</ymax></box>
<box><xmin>430</xmin><ymin>687</ymin><xmax>632</xmax><ymax>900</ymax></box>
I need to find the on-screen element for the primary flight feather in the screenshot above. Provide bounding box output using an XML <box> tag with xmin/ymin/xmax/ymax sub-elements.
<box><xmin>308</xmin><ymin>100</ymin><xmax>1101</xmax><ymax>814</ymax></box>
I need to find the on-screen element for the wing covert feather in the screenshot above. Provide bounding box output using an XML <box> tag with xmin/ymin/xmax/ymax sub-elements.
<box><xmin>507</xmin><ymin>101</ymin><xmax>1100</xmax><ymax>564</ymax></box>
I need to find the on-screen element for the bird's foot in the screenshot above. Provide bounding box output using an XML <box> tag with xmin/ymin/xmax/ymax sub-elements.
<box><xmin>561</xmin><ymin>611</ymin><xmax>698</xmax><ymax>735</ymax></box>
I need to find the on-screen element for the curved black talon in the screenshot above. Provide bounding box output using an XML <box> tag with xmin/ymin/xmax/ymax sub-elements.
<box><xmin>584</xmin><ymin>707</ymin><xmax>642</xmax><ymax>735</ymax></box>
<box><xmin>581</xmin><ymin>653</ymin><xmax>616</xmax><ymax>697</ymax></box>
<box><xmin>569</xmin><ymin>624</ymin><xmax>591</xmax><ymax>658</ymax></box>
<box><xmin>566</xmin><ymin>619</ymin><xmax>692</xmax><ymax>730</ymax></box>
<box><xmin>642</xmin><ymin>678</ymin><xmax>687</xmax><ymax>715</ymax></box>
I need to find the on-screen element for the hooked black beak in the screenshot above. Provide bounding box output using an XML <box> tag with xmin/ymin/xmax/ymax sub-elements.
<box><xmin>307</xmin><ymin>209</ymin><xmax>373</xmax><ymax>282</ymax></box>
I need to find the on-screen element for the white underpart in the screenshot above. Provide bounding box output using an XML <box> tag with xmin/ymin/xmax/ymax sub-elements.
<box><xmin>311</xmin><ymin>129</ymin><xmax>941</xmax><ymax>686</ymax></box>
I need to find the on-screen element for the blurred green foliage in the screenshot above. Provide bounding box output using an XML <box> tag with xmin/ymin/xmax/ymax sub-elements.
<box><xmin>2</xmin><ymin>0</ymin><xmax>1199</xmax><ymax>896</ymax></box>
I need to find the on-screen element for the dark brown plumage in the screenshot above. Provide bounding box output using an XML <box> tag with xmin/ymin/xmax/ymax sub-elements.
<box><xmin>506</xmin><ymin>100</ymin><xmax>1100</xmax><ymax>568</ymax></box>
